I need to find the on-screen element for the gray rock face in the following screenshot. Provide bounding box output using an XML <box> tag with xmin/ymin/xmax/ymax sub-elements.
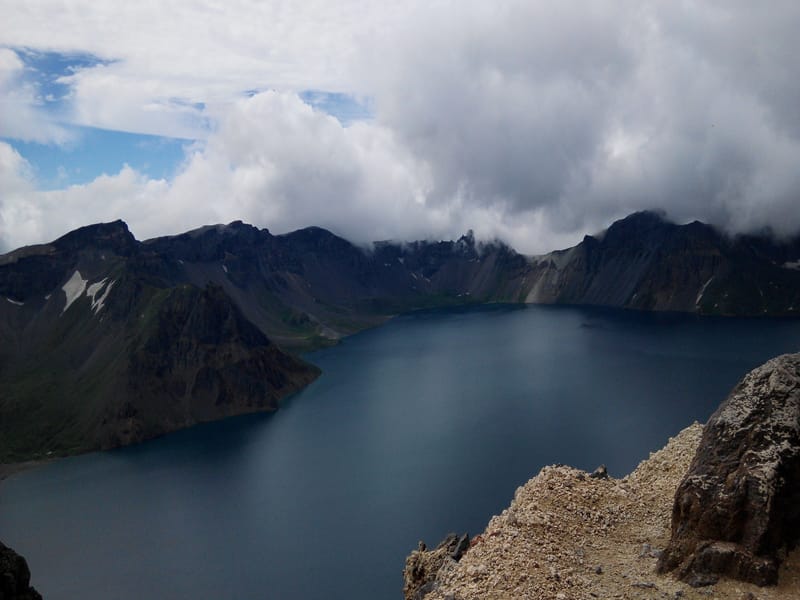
<box><xmin>657</xmin><ymin>353</ymin><xmax>800</xmax><ymax>586</ymax></box>
<box><xmin>0</xmin><ymin>541</ymin><xmax>42</xmax><ymax>600</ymax></box>
<box><xmin>526</xmin><ymin>211</ymin><xmax>800</xmax><ymax>316</ymax></box>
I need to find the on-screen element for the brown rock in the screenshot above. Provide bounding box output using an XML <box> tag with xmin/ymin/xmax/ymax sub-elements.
<box><xmin>657</xmin><ymin>353</ymin><xmax>800</xmax><ymax>586</ymax></box>
<box><xmin>403</xmin><ymin>533</ymin><xmax>469</xmax><ymax>600</ymax></box>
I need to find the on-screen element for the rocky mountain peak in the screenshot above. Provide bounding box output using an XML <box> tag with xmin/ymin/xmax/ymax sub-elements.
<box><xmin>143</xmin><ymin>221</ymin><xmax>272</xmax><ymax>262</ymax></box>
<box><xmin>601</xmin><ymin>210</ymin><xmax>672</xmax><ymax>244</ymax></box>
<box><xmin>53</xmin><ymin>219</ymin><xmax>138</xmax><ymax>256</ymax></box>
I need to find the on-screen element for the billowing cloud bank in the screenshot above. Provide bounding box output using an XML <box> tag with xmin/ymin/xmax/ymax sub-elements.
<box><xmin>2</xmin><ymin>1</ymin><xmax>800</xmax><ymax>253</ymax></box>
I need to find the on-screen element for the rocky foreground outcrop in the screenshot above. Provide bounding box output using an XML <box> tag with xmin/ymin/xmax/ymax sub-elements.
<box><xmin>404</xmin><ymin>534</ymin><xmax>470</xmax><ymax>600</ymax></box>
<box><xmin>657</xmin><ymin>353</ymin><xmax>800</xmax><ymax>586</ymax></box>
<box><xmin>406</xmin><ymin>354</ymin><xmax>800</xmax><ymax>599</ymax></box>
<box><xmin>0</xmin><ymin>542</ymin><xmax>41</xmax><ymax>600</ymax></box>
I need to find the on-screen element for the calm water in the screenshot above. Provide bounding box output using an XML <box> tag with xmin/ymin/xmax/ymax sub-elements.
<box><xmin>2</xmin><ymin>305</ymin><xmax>800</xmax><ymax>599</ymax></box>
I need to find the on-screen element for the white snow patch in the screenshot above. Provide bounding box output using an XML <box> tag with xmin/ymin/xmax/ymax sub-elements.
<box><xmin>62</xmin><ymin>270</ymin><xmax>87</xmax><ymax>314</ymax></box>
<box><xmin>783</xmin><ymin>260</ymin><xmax>800</xmax><ymax>270</ymax></box>
<box><xmin>6</xmin><ymin>297</ymin><xmax>23</xmax><ymax>306</ymax></box>
<box><xmin>695</xmin><ymin>276</ymin><xmax>714</xmax><ymax>306</ymax></box>
<box><xmin>91</xmin><ymin>280</ymin><xmax>114</xmax><ymax>313</ymax></box>
<box><xmin>44</xmin><ymin>294</ymin><xmax>51</xmax><ymax>300</ymax></box>
<box><xmin>85</xmin><ymin>278</ymin><xmax>114</xmax><ymax>313</ymax></box>
<box><xmin>398</xmin><ymin>257</ymin><xmax>405</xmax><ymax>265</ymax></box>
<box><xmin>222</xmin><ymin>264</ymin><xmax>228</xmax><ymax>273</ymax></box>
<box><xmin>86</xmin><ymin>278</ymin><xmax>107</xmax><ymax>301</ymax></box>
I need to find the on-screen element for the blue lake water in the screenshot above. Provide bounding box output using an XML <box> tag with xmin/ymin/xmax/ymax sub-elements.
<box><xmin>2</xmin><ymin>304</ymin><xmax>799</xmax><ymax>599</ymax></box>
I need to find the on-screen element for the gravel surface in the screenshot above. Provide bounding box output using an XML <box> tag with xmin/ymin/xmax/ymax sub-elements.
<box><xmin>423</xmin><ymin>423</ymin><xmax>800</xmax><ymax>600</ymax></box>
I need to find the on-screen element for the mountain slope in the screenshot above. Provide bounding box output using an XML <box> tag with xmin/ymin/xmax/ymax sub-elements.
<box><xmin>0</xmin><ymin>222</ymin><xmax>318</xmax><ymax>462</ymax></box>
<box><xmin>0</xmin><ymin>221</ymin><xmax>532</xmax><ymax>462</ymax></box>
<box><xmin>144</xmin><ymin>224</ymin><xmax>531</xmax><ymax>348</ymax></box>
<box><xmin>527</xmin><ymin>211</ymin><xmax>800</xmax><ymax>315</ymax></box>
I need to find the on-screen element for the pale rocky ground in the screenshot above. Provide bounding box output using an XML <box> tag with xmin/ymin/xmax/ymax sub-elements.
<box><xmin>422</xmin><ymin>423</ymin><xmax>800</xmax><ymax>600</ymax></box>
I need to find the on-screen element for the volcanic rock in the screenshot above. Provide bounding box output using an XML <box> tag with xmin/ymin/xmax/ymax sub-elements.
<box><xmin>657</xmin><ymin>353</ymin><xmax>800</xmax><ymax>586</ymax></box>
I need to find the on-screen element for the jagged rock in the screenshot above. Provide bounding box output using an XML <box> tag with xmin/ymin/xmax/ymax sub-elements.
<box><xmin>403</xmin><ymin>533</ymin><xmax>469</xmax><ymax>600</ymax></box>
<box><xmin>657</xmin><ymin>353</ymin><xmax>800</xmax><ymax>586</ymax></box>
<box><xmin>590</xmin><ymin>464</ymin><xmax>608</xmax><ymax>479</ymax></box>
<box><xmin>450</xmin><ymin>533</ymin><xmax>470</xmax><ymax>561</ymax></box>
<box><xmin>0</xmin><ymin>541</ymin><xmax>42</xmax><ymax>600</ymax></box>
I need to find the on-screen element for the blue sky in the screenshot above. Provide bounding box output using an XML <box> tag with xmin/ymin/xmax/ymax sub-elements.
<box><xmin>16</xmin><ymin>48</ymin><xmax>112</xmax><ymax>104</ymax></box>
<box><xmin>7</xmin><ymin>128</ymin><xmax>189</xmax><ymax>188</ymax></box>
<box><xmin>3</xmin><ymin>48</ymin><xmax>372</xmax><ymax>188</ymax></box>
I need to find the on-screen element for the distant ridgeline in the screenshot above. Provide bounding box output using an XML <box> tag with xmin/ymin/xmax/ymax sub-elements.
<box><xmin>2</xmin><ymin>211</ymin><xmax>800</xmax><ymax>462</ymax></box>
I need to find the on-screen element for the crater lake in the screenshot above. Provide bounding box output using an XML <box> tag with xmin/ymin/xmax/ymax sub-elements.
<box><xmin>2</xmin><ymin>304</ymin><xmax>800</xmax><ymax>599</ymax></box>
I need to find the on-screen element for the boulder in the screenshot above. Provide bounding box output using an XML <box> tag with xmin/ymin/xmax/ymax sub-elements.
<box><xmin>0</xmin><ymin>541</ymin><xmax>42</xmax><ymax>600</ymax></box>
<box><xmin>589</xmin><ymin>464</ymin><xmax>608</xmax><ymax>479</ymax></box>
<box><xmin>657</xmin><ymin>353</ymin><xmax>800</xmax><ymax>586</ymax></box>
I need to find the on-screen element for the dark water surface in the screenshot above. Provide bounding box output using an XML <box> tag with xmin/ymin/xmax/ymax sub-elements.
<box><xmin>2</xmin><ymin>305</ymin><xmax>800</xmax><ymax>599</ymax></box>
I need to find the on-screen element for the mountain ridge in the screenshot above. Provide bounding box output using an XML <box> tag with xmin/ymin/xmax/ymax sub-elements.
<box><xmin>528</xmin><ymin>210</ymin><xmax>800</xmax><ymax>315</ymax></box>
<box><xmin>2</xmin><ymin>210</ymin><xmax>800</xmax><ymax>463</ymax></box>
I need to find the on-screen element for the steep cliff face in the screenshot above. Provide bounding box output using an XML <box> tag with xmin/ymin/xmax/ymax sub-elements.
<box><xmin>101</xmin><ymin>283</ymin><xmax>319</xmax><ymax>450</ymax></box>
<box><xmin>527</xmin><ymin>211</ymin><xmax>800</xmax><ymax>315</ymax></box>
<box><xmin>0</xmin><ymin>541</ymin><xmax>41</xmax><ymax>600</ymax></box>
<box><xmin>0</xmin><ymin>222</ymin><xmax>319</xmax><ymax>462</ymax></box>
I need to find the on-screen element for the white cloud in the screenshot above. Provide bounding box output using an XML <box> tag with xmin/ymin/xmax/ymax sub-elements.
<box><xmin>0</xmin><ymin>93</ymin><xmax>436</xmax><ymax>249</ymax></box>
<box><xmin>1</xmin><ymin>1</ymin><xmax>415</xmax><ymax>137</ymax></box>
<box><xmin>0</xmin><ymin>90</ymin><xmax>583</xmax><ymax>254</ymax></box>
<box><xmin>0</xmin><ymin>144</ymin><xmax>170</xmax><ymax>251</ymax></box>
<box><xmin>3</xmin><ymin>2</ymin><xmax>800</xmax><ymax>253</ymax></box>
<box><xmin>0</xmin><ymin>141</ymin><xmax>43</xmax><ymax>250</ymax></box>
<box><xmin>0</xmin><ymin>48</ymin><xmax>72</xmax><ymax>144</ymax></box>
<box><xmin>359</xmin><ymin>1</ymin><xmax>800</xmax><ymax>240</ymax></box>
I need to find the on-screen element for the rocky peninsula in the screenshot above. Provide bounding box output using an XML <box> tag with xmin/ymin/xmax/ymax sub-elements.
<box><xmin>405</xmin><ymin>354</ymin><xmax>800</xmax><ymax>599</ymax></box>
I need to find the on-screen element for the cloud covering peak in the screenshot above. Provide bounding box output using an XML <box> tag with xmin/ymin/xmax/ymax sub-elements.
<box><xmin>2</xmin><ymin>1</ymin><xmax>800</xmax><ymax>252</ymax></box>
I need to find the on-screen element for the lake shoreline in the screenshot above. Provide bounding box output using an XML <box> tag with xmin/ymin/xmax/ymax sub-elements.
<box><xmin>0</xmin><ymin>458</ymin><xmax>54</xmax><ymax>483</ymax></box>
